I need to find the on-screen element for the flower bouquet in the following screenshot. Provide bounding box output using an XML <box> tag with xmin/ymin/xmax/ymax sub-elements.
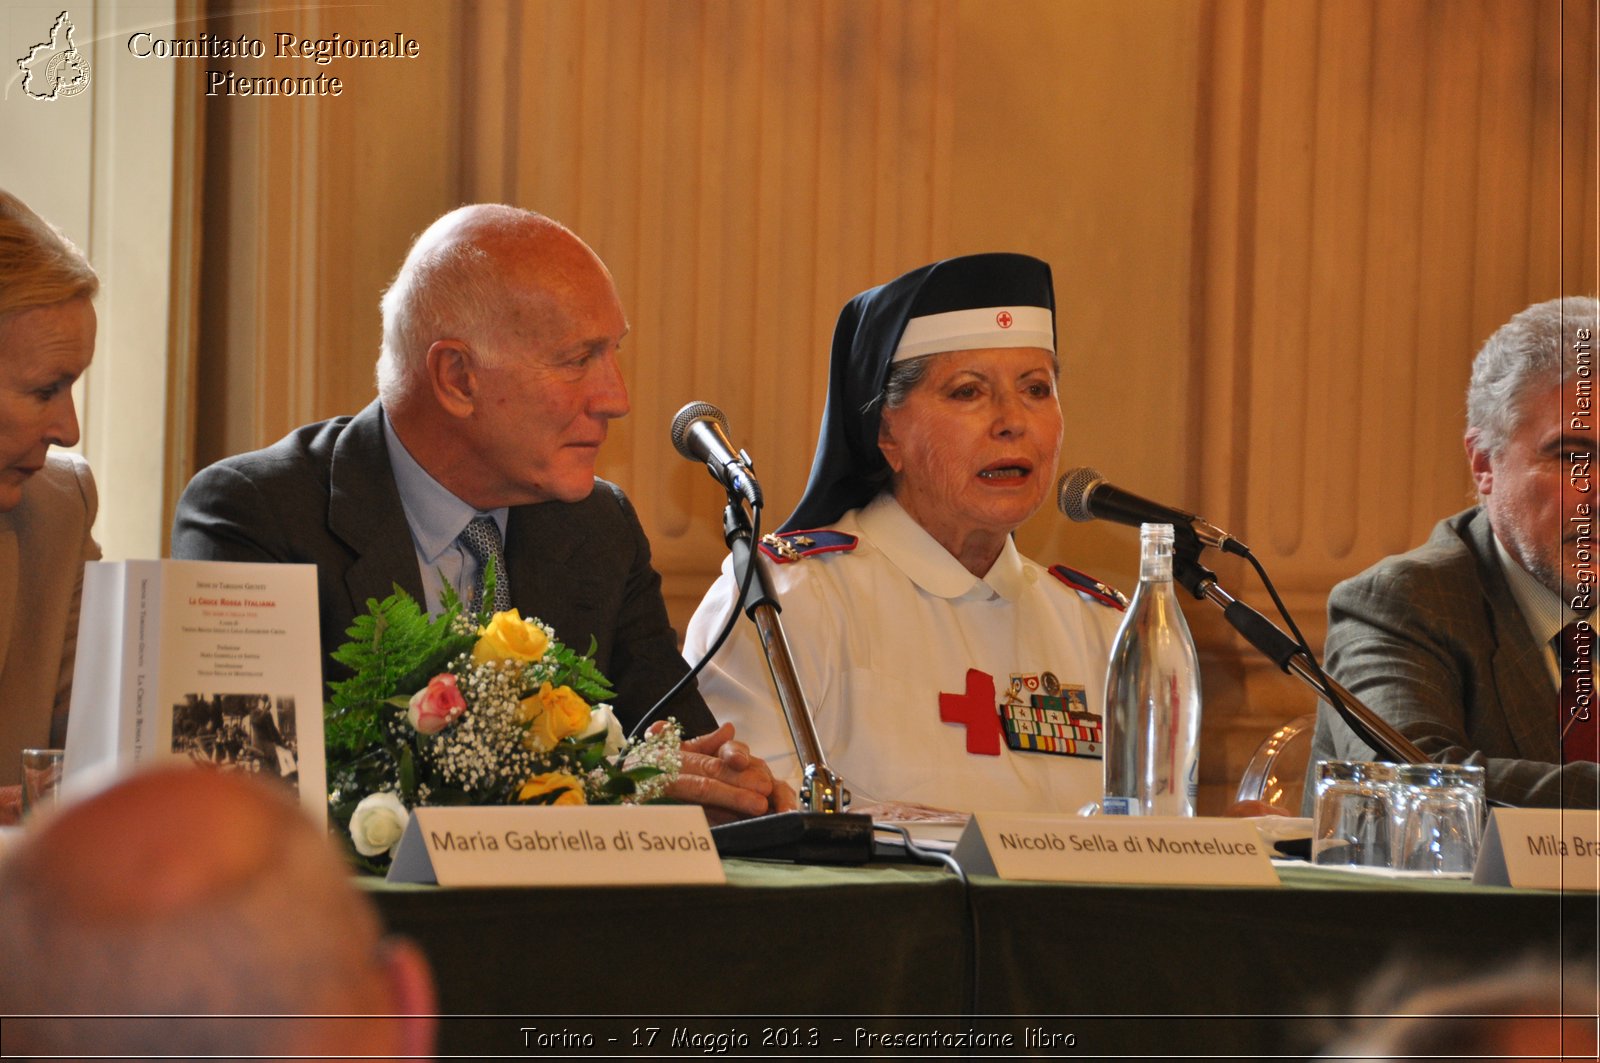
<box><xmin>324</xmin><ymin>570</ymin><xmax>680</xmax><ymax>871</ymax></box>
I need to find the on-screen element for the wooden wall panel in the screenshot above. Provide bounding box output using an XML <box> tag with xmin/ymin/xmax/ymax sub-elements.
<box><xmin>193</xmin><ymin>0</ymin><xmax>464</xmax><ymax>467</ymax></box>
<box><xmin>955</xmin><ymin>0</ymin><xmax>1206</xmax><ymax>579</ymax></box>
<box><xmin>456</xmin><ymin>0</ymin><xmax>959</xmax><ymax>618</ymax></box>
<box><xmin>186</xmin><ymin>0</ymin><xmax>1596</xmax><ymax>812</ymax></box>
<box><xmin>1560</xmin><ymin>0</ymin><xmax>1600</xmax><ymax>294</ymax></box>
<box><xmin>1189</xmin><ymin>0</ymin><xmax>1597</xmax><ymax>809</ymax></box>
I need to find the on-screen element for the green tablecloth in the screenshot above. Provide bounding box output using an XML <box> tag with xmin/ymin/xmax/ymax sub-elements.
<box><xmin>369</xmin><ymin>860</ymin><xmax>1596</xmax><ymax>1058</ymax></box>
<box><xmin>966</xmin><ymin>864</ymin><xmax>1595</xmax><ymax>1055</ymax></box>
<box><xmin>371</xmin><ymin>859</ymin><xmax>968</xmax><ymax>1054</ymax></box>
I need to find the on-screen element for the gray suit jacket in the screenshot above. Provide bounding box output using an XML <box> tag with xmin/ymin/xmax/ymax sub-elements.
<box><xmin>0</xmin><ymin>453</ymin><xmax>99</xmax><ymax>785</ymax></box>
<box><xmin>1308</xmin><ymin>506</ymin><xmax>1599</xmax><ymax>808</ymax></box>
<box><xmin>170</xmin><ymin>402</ymin><xmax>715</xmax><ymax>738</ymax></box>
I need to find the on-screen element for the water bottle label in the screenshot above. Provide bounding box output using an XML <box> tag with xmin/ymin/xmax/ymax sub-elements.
<box><xmin>1101</xmin><ymin>796</ymin><xmax>1141</xmax><ymax>816</ymax></box>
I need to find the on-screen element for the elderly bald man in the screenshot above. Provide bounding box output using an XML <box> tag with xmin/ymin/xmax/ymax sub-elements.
<box><xmin>173</xmin><ymin>204</ymin><xmax>793</xmax><ymax>822</ymax></box>
<box><xmin>0</xmin><ymin>766</ymin><xmax>435</xmax><ymax>1058</ymax></box>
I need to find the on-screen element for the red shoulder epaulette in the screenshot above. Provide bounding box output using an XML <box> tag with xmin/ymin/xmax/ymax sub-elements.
<box><xmin>759</xmin><ymin>529</ymin><xmax>859</xmax><ymax>564</ymax></box>
<box><xmin>1048</xmin><ymin>564</ymin><xmax>1128</xmax><ymax>610</ymax></box>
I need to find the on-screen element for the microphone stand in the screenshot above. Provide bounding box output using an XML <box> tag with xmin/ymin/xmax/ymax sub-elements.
<box><xmin>706</xmin><ymin>491</ymin><xmax>874</xmax><ymax>862</ymax></box>
<box><xmin>721</xmin><ymin>501</ymin><xmax>849</xmax><ymax>813</ymax></box>
<box><xmin>1166</xmin><ymin>530</ymin><xmax>1428</xmax><ymax>765</ymax></box>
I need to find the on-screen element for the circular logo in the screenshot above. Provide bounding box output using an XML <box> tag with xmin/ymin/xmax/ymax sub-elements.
<box><xmin>996</xmin><ymin>311</ymin><xmax>1014</xmax><ymax>329</ymax></box>
<box><xmin>44</xmin><ymin>49</ymin><xmax>92</xmax><ymax>98</ymax></box>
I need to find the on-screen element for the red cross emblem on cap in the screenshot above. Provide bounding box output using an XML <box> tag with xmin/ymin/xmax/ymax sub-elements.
<box><xmin>996</xmin><ymin>311</ymin><xmax>1014</xmax><ymax>328</ymax></box>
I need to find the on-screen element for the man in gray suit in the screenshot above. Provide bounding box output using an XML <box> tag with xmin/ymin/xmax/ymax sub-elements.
<box><xmin>173</xmin><ymin>204</ymin><xmax>792</xmax><ymax>821</ymax></box>
<box><xmin>1308</xmin><ymin>296</ymin><xmax>1599</xmax><ymax>808</ymax></box>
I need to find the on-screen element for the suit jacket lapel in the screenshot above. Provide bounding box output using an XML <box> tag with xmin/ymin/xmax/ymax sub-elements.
<box><xmin>327</xmin><ymin>402</ymin><xmax>426</xmax><ymax>613</ymax></box>
<box><xmin>1464</xmin><ymin>509</ymin><xmax>1561</xmax><ymax>761</ymax></box>
<box><xmin>506</xmin><ymin>500</ymin><xmax>590</xmax><ymax>635</ymax></box>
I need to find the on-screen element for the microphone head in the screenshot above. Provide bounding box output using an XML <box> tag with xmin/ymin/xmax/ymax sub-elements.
<box><xmin>1056</xmin><ymin>466</ymin><xmax>1104</xmax><ymax>523</ymax></box>
<box><xmin>670</xmin><ymin>401</ymin><xmax>730</xmax><ymax>460</ymax></box>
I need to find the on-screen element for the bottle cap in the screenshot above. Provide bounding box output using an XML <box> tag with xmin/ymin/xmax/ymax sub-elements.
<box><xmin>1139</xmin><ymin>522</ymin><xmax>1175</xmax><ymax>543</ymax></box>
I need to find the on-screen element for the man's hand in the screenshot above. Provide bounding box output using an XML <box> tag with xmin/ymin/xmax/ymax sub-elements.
<box><xmin>661</xmin><ymin>722</ymin><xmax>799</xmax><ymax>826</ymax></box>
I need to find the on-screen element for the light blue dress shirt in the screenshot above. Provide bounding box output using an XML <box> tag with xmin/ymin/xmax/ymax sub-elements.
<box><xmin>382</xmin><ymin>411</ymin><xmax>508</xmax><ymax>617</ymax></box>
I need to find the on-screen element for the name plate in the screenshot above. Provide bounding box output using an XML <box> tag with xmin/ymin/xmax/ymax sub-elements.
<box><xmin>952</xmin><ymin>813</ymin><xmax>1279</xmax><ymax>886</ymax></box>
<box><xmin>1474</xmin><ymin>808</ymin><xmax>1600</xmax><ymax>891</ymax></box>
<box><xmin>387</xmin><ymin>806</ymin><xmax>726</xmax><ymax>887</ymax></box>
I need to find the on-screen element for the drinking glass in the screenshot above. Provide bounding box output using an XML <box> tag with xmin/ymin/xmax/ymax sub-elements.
<box><xmin>1392</xmin><ymin>763</ymin><xmax>1486</xmax><ymax>875</ymax></box>
<box><xmin>20</xmin><ymin>748</ymin><xmax>64</xmax><ymax>817</ymax></box>
<box><xmin>1312</xmin><ymin>760</ymin><xmax>1396</xmax><ymax>868</ymax></box>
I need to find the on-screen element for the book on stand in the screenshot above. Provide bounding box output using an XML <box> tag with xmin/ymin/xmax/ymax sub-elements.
<box><xmin>63</xmin><ymin>560</ymin><xmax>325</xmax><ymax>825</ymax></box>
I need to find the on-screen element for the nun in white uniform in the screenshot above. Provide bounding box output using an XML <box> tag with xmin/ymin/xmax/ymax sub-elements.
<box><xmin>684</xmin><ymin>253</ymin><xmax>1125</xmax><ymax>816</ymax></box>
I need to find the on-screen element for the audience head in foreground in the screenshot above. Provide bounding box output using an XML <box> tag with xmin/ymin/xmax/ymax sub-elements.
<box><xmin>0</xmin><ymin>766</ymin><xmax>435</xmax><ymax>1059</ymax></box>
<box><xmin>685</xmin><ymin>253</ymin><xmax>1125</xmax><ymax>816</ymax></box>
<box><xmin>0</xmin><ymin>188</ymin><xmax>102</xmax><ymax>816</ymax></box>
<box><xmin>1319</xmin><ymin>956</ymin><xmax>1599</xmax><ymax>1062</ymax></box>
<box><xmin>1309</xmin><ymin>295</ymin><xmax>1600</xmax><ymax>809</ymax></box>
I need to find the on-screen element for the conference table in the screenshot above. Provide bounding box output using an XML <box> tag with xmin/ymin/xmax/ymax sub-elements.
<box><xmin>369</xmin><ymin>855</ymin><xmax>1597</xmax><ymax>1058</ymax></box>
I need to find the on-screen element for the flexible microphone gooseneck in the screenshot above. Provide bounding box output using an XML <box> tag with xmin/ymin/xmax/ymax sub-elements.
<box><xmin>1056</xmin><ymin>467</ymin><xmax>1431</xmax><ymax>770</ymax></box>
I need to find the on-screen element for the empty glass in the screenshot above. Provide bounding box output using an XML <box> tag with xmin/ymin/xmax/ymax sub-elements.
<box><xmin>20</xmin><ymin>748</ymin><xmax>64</xmax><ymax>817</ymax></box>
<box><xmin>1312</xmin><ymin>760</ymin><xmax>1397</xmax><ymax>868</ymax></box>
<box><xmin>1392</xmin><ymin>763</ymin><xmax>1486</xmax><ymax>875</ymax></box>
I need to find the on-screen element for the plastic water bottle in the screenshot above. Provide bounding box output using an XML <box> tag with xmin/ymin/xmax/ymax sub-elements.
<box><xmin>1101</xmin><ymin>523</ymin><xmax>1203</xmax><ymax>816</ymax></box>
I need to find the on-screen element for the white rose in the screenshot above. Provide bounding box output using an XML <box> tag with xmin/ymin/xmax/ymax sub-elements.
<box><xmin>579</xmin><ymin>703</ymin><xmax>627</xmax><ymax>757</ymax></box>
<box><xmin>349</xmin><ymin>792</ymin><xmax>409</xmax><ymax>857</ymax></box>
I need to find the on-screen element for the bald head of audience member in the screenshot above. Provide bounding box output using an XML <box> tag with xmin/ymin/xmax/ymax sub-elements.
<box><xmin>1320</xmin><ymin>957</ymin><xmax>1599</xmax><ymax>1062</ymax></box>
<box><xmin>0</xmin><ymin>767</ymin><xmax>434</xmax><ymax>1060</ymax></box>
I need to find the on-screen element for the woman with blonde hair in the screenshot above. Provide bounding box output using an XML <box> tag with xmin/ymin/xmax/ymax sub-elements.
<box><xmin>0</xmin><ymin>189</ymin><xmax>101</xmax><ymax>822</ymax></box>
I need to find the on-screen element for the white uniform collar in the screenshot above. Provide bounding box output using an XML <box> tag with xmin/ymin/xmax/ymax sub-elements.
<box><xmin>857</xmin><ymin>493</ymin><xmax>1031</xmax><ymax>602</ymax></box>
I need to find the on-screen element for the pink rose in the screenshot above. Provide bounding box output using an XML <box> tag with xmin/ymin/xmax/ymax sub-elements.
<box><xmin>407</xmin><ymin>673</ymin><xmax>466</xmax><ymax>734</ymax></box>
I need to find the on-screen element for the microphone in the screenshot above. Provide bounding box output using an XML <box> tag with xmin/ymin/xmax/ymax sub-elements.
<box><xmin>1056</xmin><ymin>466</ymin><xmax>1248</xmax><ymax>556</ymax></box>
<box><xmin>671</xmin><ymin>401</ymin><xmax>763</xmax><ymax>507</ymax></box>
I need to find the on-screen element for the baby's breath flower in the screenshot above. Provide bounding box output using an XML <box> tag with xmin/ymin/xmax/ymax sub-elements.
<box><xmin>332</xmin><ymin>602</ymin><xmax>653</xmax><ymax>865</ymax></box>
<box><xmin>620</xmin><ymin>717</ymin><xmax>683</xmax><ymax>804</ymax></box>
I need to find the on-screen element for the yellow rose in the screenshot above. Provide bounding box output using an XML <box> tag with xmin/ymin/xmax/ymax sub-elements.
<box><xmin>519</xmin><ymin>682</ymin><xmax>593</xmax><ymax>752</ymax></box>
<box><xmin>518</xmin><ymin>771</ymin><xmax>586</xmax><ymax>806</ymax></box>
<box><xmin>472</xmin><ymin>609</ymin><xmax>550</xmax><ymax>667</ymax></box>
